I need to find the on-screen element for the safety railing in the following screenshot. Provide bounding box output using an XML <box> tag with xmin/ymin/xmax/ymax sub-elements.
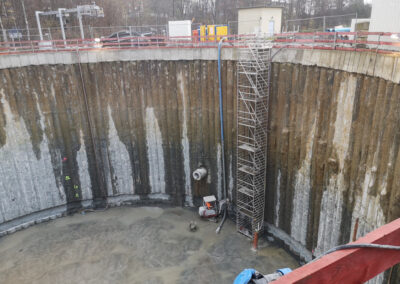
<box><xmin>274</xmin><ymin>31</ymin><xmax>400</xmax><ymax>54</ymax></box>
<box><xmin>0</xmin><ymin>32</ymin><xmax>399</xmax><ymax>56</ymax></box>
<box><xmin>0</xmin><ymin>34</ymin><xmax>255</xmax><ymax>55</ymax></box>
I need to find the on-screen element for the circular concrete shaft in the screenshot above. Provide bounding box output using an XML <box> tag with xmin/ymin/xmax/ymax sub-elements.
<box><xmin>0</xmin><ymin>207</ymin><xmax>298</xmax><ymax>283</ymax></box>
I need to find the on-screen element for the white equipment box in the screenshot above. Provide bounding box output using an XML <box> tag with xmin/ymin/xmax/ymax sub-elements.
<box><xmin>168</xmin><ymin>20</ymin><xmax>192</xmax><ymax>40</ymax></box>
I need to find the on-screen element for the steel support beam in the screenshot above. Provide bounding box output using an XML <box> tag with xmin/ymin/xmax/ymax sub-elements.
<box><xmin>58</xmin><ymin>8</ymin><xmax>66</xmax><ymax>45</ymax></box>
<box><xmin>77</xmin><ymin>9</ymin><xmax>85</xmax><ymax>39</ymax></box>
<box><xmin>35</xmin><ymin>11</ymin><xmax>43</xmax><ymax>41</ymax></box>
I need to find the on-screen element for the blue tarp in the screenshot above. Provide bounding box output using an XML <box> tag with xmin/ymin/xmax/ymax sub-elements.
<box><xmin>326</xmin><ymin>27</ymin><xmax>351</xmax><ymax>32</ymax></box>
<box><xmin>233</xmin><ymin>269</ymin><xmax>256</xmax><ymax>284</ymax></box>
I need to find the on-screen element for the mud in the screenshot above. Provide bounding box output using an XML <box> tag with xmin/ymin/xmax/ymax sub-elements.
<box><xmin>0</xmin><ymin>207</ymin><xmax>298</xmax><ymax>284</ymax></box>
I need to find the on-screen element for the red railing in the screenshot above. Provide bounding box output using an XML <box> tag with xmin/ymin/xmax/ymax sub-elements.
<box><xmin>273</xmin><ymin>31</ymin><xmax>400</xmax><ymax>55</ymax></box>
<box><xmin>0</xmin><ymin>32</ymin><xmax>399</xmax><ymax>56</ymax></box>
<box><xmin>0</xmin><ymin>34</ymin><xmax>254</xmax><ymax>55</ymax></box>
<box><xmin>274</xmin><ymin>218</ymin><xmax>400</xmax><ymax>284</ymax></box>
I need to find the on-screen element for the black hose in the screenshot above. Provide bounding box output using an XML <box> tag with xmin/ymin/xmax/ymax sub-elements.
<box><xmin>311</xmin><ymin>243</ymin><xmax>400</xmax><ymax>263</ymax></box>
<box><xmin>325</xmin><ymin>243</ymin><xmax>400</xmax><ymax>254</ymax></box>
<box><xmin>216</xmin><ymin>202</ymin><xmax>228</xmax><ymax>234</ymax></box>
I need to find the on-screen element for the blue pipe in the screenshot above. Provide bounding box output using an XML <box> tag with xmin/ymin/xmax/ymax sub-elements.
<box><xmin>218</xmin><ymin>38</ymin><xmax>227</xmax><ymax>201</ymax></box>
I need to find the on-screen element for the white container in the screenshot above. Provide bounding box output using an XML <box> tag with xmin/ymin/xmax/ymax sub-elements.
<box><xmin>168</xmin><ymin>20</ymin><xmax>192</xmax><ymax>40</ymax></box>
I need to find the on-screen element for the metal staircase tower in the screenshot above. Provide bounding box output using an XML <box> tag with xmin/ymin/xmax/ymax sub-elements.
<box><xmin>236</xmin><ymin>38</ymin><xmax>272</xmax><ymax>238</ymax></box>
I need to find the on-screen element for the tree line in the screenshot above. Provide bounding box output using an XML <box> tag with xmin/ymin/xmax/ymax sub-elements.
<box><xmin>0</xmin><ymin>0</ymin><xmax>371</xmax><ymax>37</ymax></box>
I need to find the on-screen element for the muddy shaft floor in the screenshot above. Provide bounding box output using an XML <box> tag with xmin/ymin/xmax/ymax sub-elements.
<box><xmin>0</xmin><ymin>207</ymin><xmax>298</xmax><ymax>284</ymax></box>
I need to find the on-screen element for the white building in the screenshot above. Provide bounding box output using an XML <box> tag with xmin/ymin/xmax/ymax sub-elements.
<box><xmin>238</xmin><ymin>7</ymin><xmax>283</xmax><ymax>35</ymax></box>
<box><xmin>368</xmin><ymin>0</ymin><xmax>400</xmax><ymax>47</ymax></box>
<box><xmin>369</xmin><ymin>0</ymin><xmax>400</xmax><ymax>33</ymax></box>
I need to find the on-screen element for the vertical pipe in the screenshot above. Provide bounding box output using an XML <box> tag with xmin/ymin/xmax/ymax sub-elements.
<box><xmin>21</xmin><ymin>0</ymin><xmax>30</xmax><ymax>41</ymax></box>
<box><xmin>218</xmin><ymin>38</ymin><xmax>227</xmax><ymax>201</ymax></box>
<box><xmin>58</xmin><ymin>8</ymin><xmax>66</xmax><ymax>46</ymax></box>
<box><xmin>252</xmin><ymin>231</ymin><xmax>259</xmax><ymax>250</ymax></box>
<box><xmin>78</xmin><ymin>9</ymin><xmax>85</xmax><ymax>40</ymax></box>
<box><xmin>0</xmin><ymin>16</ymin><xmax>7</xmax><ymax>44</ymax></box>
<box><xmin>352</xmin><ymin>218</ymin><xmax>359</xmax><ymax>242</ymax></box>
<box><xmin>48</xmin><ymin>28</ymin><xmax>52</xmax><ymax>41</ymax></box>
<box><xmin>355</xmin><ymin>12</ymin><xmax>358</xmax><ymax>31</ymax></box>
<box><xmin>35</xmin><ymin>11</ymin><xmax>43</xmax><ymax>41</ymax></box>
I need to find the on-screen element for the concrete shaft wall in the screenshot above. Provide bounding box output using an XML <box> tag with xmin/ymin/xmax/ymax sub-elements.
<box><xmin>267</xmin><ymin>63</ymin><xmax>400</xmax><ymax>255</ymax></box>
<box><xmin>0</xmin><ymin>48</ymin><xmax>399</xmax><ymax>280</ymax></box>
<box><xmin>0</xmin><ymin>59</ymin><xmax>237</xmax><ymax>229</ymax></box>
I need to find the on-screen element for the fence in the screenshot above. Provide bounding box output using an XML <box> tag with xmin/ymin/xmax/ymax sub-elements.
<box><xmin>283</xmin><ymin>13</ymin><xmax>358</xmax><ymax>33</ymax></box>
<box><xmin>0</xmin><ymin>32</ymin><xmax>399</xmax><ymax>56</ymax></box>
<box><xmin>0</xmin><ymin>23</ymin><xmax>203</xmax><ymax>43</ymax></box>
<box><xmin>274</xmin><ymin>32</ymin><xmax>400</xmax><ymax>53</ymax></box>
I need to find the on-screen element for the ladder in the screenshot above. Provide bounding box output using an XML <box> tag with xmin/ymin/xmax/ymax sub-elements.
<box><xmin>236</xmin><ymin>38</ymin><xmax>272</xmax><ymax>238</ymax></box>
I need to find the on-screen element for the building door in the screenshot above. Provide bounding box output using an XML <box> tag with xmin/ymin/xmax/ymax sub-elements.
<box><xmin>268</xmin><ymin>19</ymin><xmax>275</xmax><ymax>35</ymax></box>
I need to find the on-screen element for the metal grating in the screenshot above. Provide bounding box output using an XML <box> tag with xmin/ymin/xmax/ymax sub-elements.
<box><xmin>236</xmin><ymin>38</ymin><xmax>272</xmax><ymax>238</ymax></box>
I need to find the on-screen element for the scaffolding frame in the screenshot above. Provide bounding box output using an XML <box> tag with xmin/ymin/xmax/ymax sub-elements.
<box><xmin>35</xmin><ymin>3</ymin><xmax>104</xmax><ymax>42</ymax></box>
<box><xmin>236</xmin><ymin>38</ymin><xmax>272</xmax><ymax>238</ymax></box>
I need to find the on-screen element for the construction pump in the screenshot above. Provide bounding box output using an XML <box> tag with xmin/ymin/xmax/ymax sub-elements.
<box><xmin>198</xmin><ymin>195</ymin><xmax>228</xmax><ymax>233</ymax></box>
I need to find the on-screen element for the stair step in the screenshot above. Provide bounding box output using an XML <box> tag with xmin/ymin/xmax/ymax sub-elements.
<box><xmin>238</xmin><ymin>186</ymin><xmax>254</xmax><ymax>197</ymax></box>
<box><xmin>238</xmin><ymin>122</ymin><xmax>255</xmax><ymax>128</ymax></box>
<box><xmin>237</xmin><ymin>207</ymin><xmax>253</xmax><ymax>218</ymax></box>
<box><xmin>238</xmin><ymin>144</ymin><xmax>257</xmax><ymax>152</ymax></box>
<box><xmin>238</xmin><ymin>165</ymin><xmax>257</xmax><ymax>175</ymax></box>
<box><xmin>238</xmin><ymin>71</ymin><xmax>258</xmax><ymax>75</ymax></box>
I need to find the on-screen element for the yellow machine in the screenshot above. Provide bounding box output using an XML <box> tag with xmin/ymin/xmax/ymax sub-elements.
<box><xmin>198</xmin><ymin>25</ymin><xmax>228</xmax><ymax>42</ymax></box>
<box><xmin>200</xmin><ymin>25</ymin><xmax>207</xmax><ymax>41</ymax></box>
<box><xmin>216</xmin><ymin>25</ymin><xmax>228</xmax><ymax>40</ymax></box>
<box><xmin>207</xmin><ymin>25</ymin><xmax>216</xmax><ymax>41</ymax></box>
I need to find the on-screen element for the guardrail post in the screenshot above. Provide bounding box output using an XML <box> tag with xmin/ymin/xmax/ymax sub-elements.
<box><xmin>334</xmin><ymin>32</ymin><xmax>337</xmax><ymax>50</ymax></box>
<box><xmin>376</xmin><ymin>33</ymin><xmax>381</xmax><ymax>54</ymax></box>
<box><xmin>312</xmin><ymin>32</ymin><xmax>315</xmax><ymax>49</ymax></box>
<box><xmin>354</xmin><ymin>31</ymin><xmax>358</xmax><ymax>51</ymax></box>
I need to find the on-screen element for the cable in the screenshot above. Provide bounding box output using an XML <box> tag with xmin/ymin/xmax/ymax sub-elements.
<box><xmin>326</xmin><ymin>244</ymin><xmax>400</xmax><ymax>254</ymax></box>
<box><xmin>312</xmin><ymin>243</ymin><xmax>400</xmax><ymax>263</ymax></box>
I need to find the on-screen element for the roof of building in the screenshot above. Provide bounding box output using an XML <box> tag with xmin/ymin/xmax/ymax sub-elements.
<box><xmin>238</xmin><ymin>5</ymin><xmax>284</xmax><ymax>10</ymax></box>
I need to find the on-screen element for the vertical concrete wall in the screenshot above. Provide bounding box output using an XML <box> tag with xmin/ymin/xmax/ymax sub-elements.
<box><xmin>0</xmin><ymin>48</ymin><xmax>399</xmax><ymax>282</ymax></box>
<box><xmin>267</xmin><ymin>63</ymin><xmax>400</xmax><ymax>268</ymax></box>
<box><xmin>0</xmin><ymin>60</ymin><xmax>237</xmax><ymax>228</ymax></box>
